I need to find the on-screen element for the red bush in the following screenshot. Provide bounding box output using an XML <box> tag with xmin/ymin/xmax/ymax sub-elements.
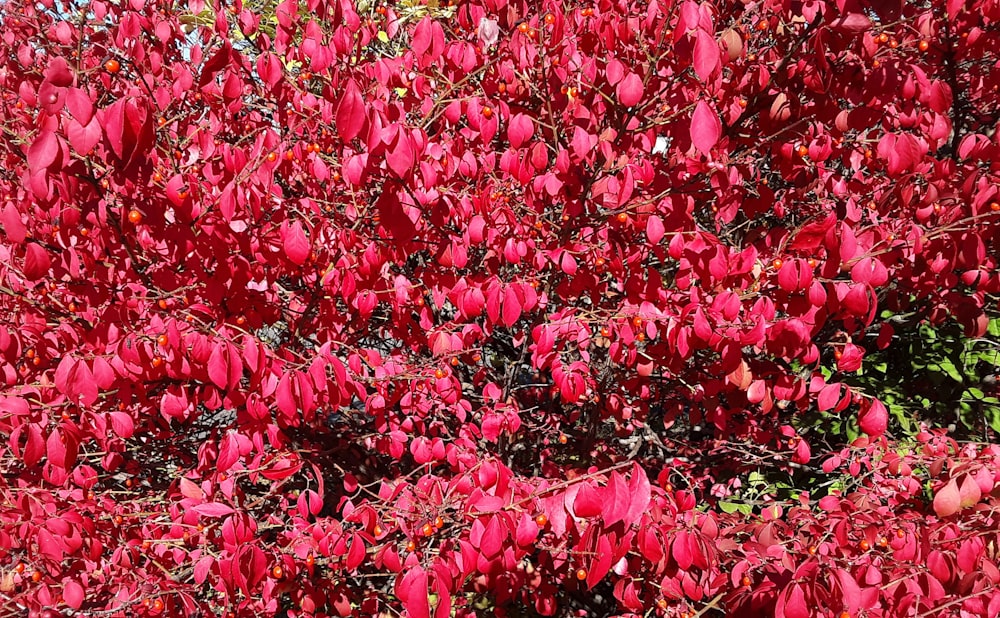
<box><xmin>1</xmin><ymin>0</ymin><xmax>1000</xmax><ymax>616</ymax></box>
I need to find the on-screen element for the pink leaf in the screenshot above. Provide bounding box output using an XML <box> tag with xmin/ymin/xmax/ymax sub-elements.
<box><xmin>959</xmin><ymin>474</ymin><xmax>982</xmax><ymax>508</ymax></box>
<box><xmin>573</xmin><ymin>482</ymin><xmax>604</xmax><ymax>518</ymax></box>
<box><xmin>1</xmin><ymin>204</ymin><xmax>26</xmax><ymax>243</ymax></box>
<box><xmin>63</xmin><ymin>579</ymin><xmax>84</xmax><ymax>610</ymax></box>
<box><xmin>110</xmin><ymin>411</ymin><xmax>134</xmax><ymax>439</ymax></box>
<box><xmin>646</xmin><ymin>215</ymin><xmax>665</xmax><ymax>243</ymax></box>
<box><xmin>859</xmin><ymin>399</ymin><xmax>888</xmax><ymax>436</ymax></box>
<box><xmin>502</xmin><ymin>286</ymin><xmax>522</xmax><ymax>327</ymax></box>
<box><xmin>690</xmin><ymin>100</ymin><xmax>721</xmax><ymax>154</ymax></box>
<box><xmin>480</xmin><ymin>515</ymin><xmax>506</xmax><ymax>558</ymax></box>
<box><xmin>601</xmin><ymin>472</ymin><xmax>630</xmax><ymax>527</ymax></box>
<box><xmin>23</xmin><ymin>243</ymin><xmax>51</xmax><ymax>280</ymax></box>
<box><xmin>194</xmin><ymin>556</ymin><xmax>214</xmax><ymax>585</ymax></box>
<box><xmin>692</xmin><ymin>29</ymin><xmax>720</xmax><ymax>80</ymax></box>
<box><xmin>217</xmin><ymin>431</ymin><xmax>239</xmax><ymax>474</ymax></box>
<box><xmin>507</xmin><ymin>113</ymin><xmax>535</xmax><ymax>149</ymax></box>
<box><xmin>396</xmin><ymin>567</ymin><xmax>430</xmax><ymax>618</ymax></box>
<box><xmin>207</xmin><ymin>344</ymin><xmax>229</xmax><ymax>390</ymax></box>
<box><xmin>623</xmin><ymin>464</ymin><xmax>651</xmax><ymax>527</ymax></box>
<box><xmin>284</xmin><ymin>220</ymin><xmax>311</xmax><ymax>266</ymax></box>
<box><xmin>336</xmin><ymin>79</ymin><xmax>366</xmax><ymax>141</ymax></box>
<box><xmin>831</xmin><ymin>12</ymin><xmax>872</xmax><ymax>32</ymax></box>
<box><xmin>933</xmin><ymin>478</ymin><xmax>961</xmax><ymax>518</ymax></box>
<box><xmin>28</xmin><ymin>130</ymin><xmax>60</xmax><ymax>172</ymax></box>
<box><xmin>616</xmin><ymin>72</ymin><xmax>644</xmax><ymax>107</ymax></box>
<box><xmin>179</xmin><ymin>477</ymin><xmax>205</xmax><ymax>501</ymax></box>
<box><xmin>192</xmin><ymin>502</ymin><xmax>236</xmax><ymax>518</ymax></box>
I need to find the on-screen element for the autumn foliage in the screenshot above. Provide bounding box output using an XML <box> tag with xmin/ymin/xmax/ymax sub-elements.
<box><xmin>3</xmin><ymin>0</ymin><xmax>1000</xmax><ymax>616</ymax></box>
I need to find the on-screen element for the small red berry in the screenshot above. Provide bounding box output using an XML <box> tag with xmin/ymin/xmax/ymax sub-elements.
<box><xmin>434</xmin><ymin>516</ymin><xmax>444</xmax><ymax>529</ymax></box>
<box><xmin>575</xmin><ymin>568</ymin><xmax>587</xmax><ymax>580</ymax></box>
<box><xmin>104</xmin><ymin>58</ymin><xmax>121</xmax><ymax>73</ymax></box>
<box><xmin>918</xmin><ymin>40</ymin><xmax>930</xmax><ymax>52</ymax></box>
<box><xmin>859</xmin><ymin>539</ymin><xmax>871</xmax><ymax>551</ymax></box>
<box><xmin>544</xmin><ymin>13</ymin><xmax>555</xmax><ymax>24</ymax></box>
<box><xmin>434</xmin><ymin>368</ymin><xmax>446</xmax><ymax>379</ymax></box>
<box><xmin>518</xmin><ymin>22</ymin><xmax>529</xmax><ymax>33</ymax></box>
<box><xmin>422</xmin><ymin>523</ymin><xmax>434</xmax><ymax>537</ymax></box>
<box><xmin>616</xmin><ymin>212</ymin><xmax>628</xmax><ymax>223</ymax></box>
<box><xmin>272</xmin><ymin>565</ymin><xmax>284</xmax><ymax>579</ymax></box>
<box><xmin>535</xmin><ymin>514</ymin><xmax>548</xmax><ymax>526</ymax></box>
<box><xmin>127</xmin><ymin>209</ymin><xmax>142</xmax><ymax>224</ymax></box>
<box><xmin>31</xmin><ymin>570</ymin><xmax>42</xmax><ymax>582</ymax></box>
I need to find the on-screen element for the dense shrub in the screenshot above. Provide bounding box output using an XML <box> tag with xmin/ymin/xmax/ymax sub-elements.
<box><xmin>1</xmin><ymin>0</ymin><xmax>1000</xmax><ymax>616</ymax></box>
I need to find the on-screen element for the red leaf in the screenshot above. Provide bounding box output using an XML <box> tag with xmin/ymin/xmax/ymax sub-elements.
<box><xmin>933</xmin><ymin>478</ymin><xmax>961</xmax><ymax>518</ymax></box>
<box><xmin>217</xmin><ymin>431</ymin><xmax>239</xmax><ymax>474</ymax></box>
<box><xmin>587</xmin><ymin>535</ymin><xmax>614</xmax><ymax>589</ymax></box>
<box><xmin>602</xmin><ymin>472</ymin><xmax>630</xmax><ymax>527</ymax></box>
<box><xmin>23</xmin><ymin>243</ymin><xmax>51</xmax><ymax>280</ymax></box>
<box><xmin>959</xmin><ymin>474</ymin><xmax>982</xmax><ymax>509</ymax></box>
<box><xmin>616</xmin><ymin>72</ymin><xmax>644</xmax><ymax>107</ymax></box>
<box><xmin>27</xmin><ymin>130</ymin><xmax>59</xmax><ymax>172</ymax></box>
<box><xmin>66</xmin><ymin>116</ymin><xmax>102</xmax><ymax>155</ymax></box>
<box><xmin>64</xmin><ymin>88</ymin><xmax>93</xmax><ymax>125</ymax></box>
<box><xmin>508</xmin><ymin>113</ymin><xmax>535</xmax><ymax>149</ymax></box>
<box><xmin>502</xmin><ymin>286</ymin><xmax>522</xmax><ymax>327</ymax></box>
<box><xmin>646</xmin><ymin>215</ymin><xmax>665</xmax><ymax>243</ymax></box>
<box><xmin>574</xmin><ymin>482</ymin><xmax>604</xmax><ymax>518</ymax></box>
<box><xmin>692</xmin><ymin>29</ymin><xmax>719</xmax><ymax>80</ymax></box>
<box><xmin>480</xmin><ymin>515</ymin><xmax>506</xmax><ymax>558</ymax></box>
<box><xmin>690</xmin><ymin>100</ymin><xmax>721</xmax><ymax>154</ymax></box>
<box><xmin>54</xmin><ymin>356</ymin><xmax>98</xmax><ymax>406</ymax></box>
<box><xmin>192</xmin><ymin>502</ymin><xmax>236</xmax><ymax>518</ymax></box>
<box><xmin>777</xmin><ymin>583</ymin><xmax>809</xmax><ymax>618</ymax></box>
<box><xmin>833</xmin><ymin>568</ymin><xmax>861</xmax><ymax>613</ymax></box>
<box><xmin>396</xmin><ymin>567</ymin><xmax>430</xmax><ymax>618</ymax></box>
<box><xmin>1</xmin><ymin>203</ymin><xmax>26</xmax><ymax>243</ymax></box>
<box><xmin>624</xmin><ymin>464</ymin><xmax>651</xmax><ymax>527</ymax></box>
<box><xmin>387</xmin><ymin>132</ymin><xmax>416</xmax><ymax>178</ymax></box>
<box><xmin>179</xmin><ymin>477</ymin><xmax>205</xmax><ymax>501</ymax></box>
<box><xmin>194</xmin><ymin>556</ymin><xmax>214</xmax><ymax>585</ymax></box>
<box><xmin>346</xmin><ymin>532</ymin><xmax>366</xmax><ymax>570</ymax></box>
<box><xmin>831</xmin><ymin>12</ymin><xmax>872</xmax><ymax>32</ymax></box>
<box><xmin>859</xmin><ymin>399</ymin><xmax>888</xmax><ymax>437</ymax></box>
<box><xmin>207</xmin><ymin>344</ymin><xmax>229</xmax><ymax>390</ymax></box>
<box><xmin>110</xmin><ymin>411</ymin><xmax>134</xmax><ymax>439</ymax></box>
<box><xmin>63</xmin><ymin>579</ymin><xmax>84</xmax><ymax>609</ymax></box>
<box><xmin>283</xmin><ymin>220</ymin><xmax>311</xmax><ymax>266</ymax></box>
<box><xmin>515</xmin><ymin>512</ymin><xmax>539</xmax><ymax>547</ymax></box>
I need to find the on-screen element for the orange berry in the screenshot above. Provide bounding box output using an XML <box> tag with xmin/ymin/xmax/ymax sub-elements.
<box><xmin>450</xmin><ymin>357</ymin><xmax>459</xmax><ymax>366</ymax></box>
<box><xmin>741</xmin><ymin>575</ymin><xmax>751</xmax><ymax>587</ymax></box>
<box><xmin>434</xmin><ymin>516</ymin><xmax>444</xmax><ymax>529</ymax></box>
<box><xmin>422</xmin><ymin>523</ymin><xmax>434</xmax><ymax>537</ymax></box>
<box><xmin>127</xmin><ymin>209</ymin><xmax>142</xmax><ymax>224</ymax></box>
<box><xmin>157</xmin><ymin>299</ymin><xmax>168</xmax><ymax>310</ymax></box>
<box><xmin>808</xmin><ymin>545</ymin><xmax>817</xmax><ymax>555</ymax></box>
<box><xmin>305</xmin><ymin>554</ymin><xmax>315</xmax><ymax>566</ymax></box>
<box><xmin>236</xmin><ymin>315</ymin><xmax>247</xmax><ymax>325</ymax></box>
<box><xmin>482</xmin><ymin>106</ymin><xmax>493</xmax><ymax>118</ymax></box>
<box><xmin>600</xmin><ymin>327</ymin><xmax>610</xmax><ymax>337</ymax></box>
<box><xmin>434</xmin><ymin>368</ymin><xmax>446</xmax><ymax>379</ymax></box>
<box><xmin>498</xmin><ymin>82</ymin><xmax>507</xmax><ymax>94</ymax></box>
<box><xmin>544</xmin><ymin>13</ymin><xmax>555</xmax><ymax>24</ymax></box>
<box><xmin>31</xmin><ymin>570</ymin><xmax>42</xmax><ymax>582</ymax></box>
<box><xmin>896</xmin><ymin>528</ymin><xmax>905</xmax><ymax>538</ymax></box>
<box><xmin>878</xmin><ymin>32</ymin><xmax>889</xmax><ymax>43</ymax></box>
<box><xmin>152</xmin><ymin>599</ymin><xmax>164</xmax><ymax>612</ymax></box>
<box><xmin>14</xmin><ymin>562</ymin><xmax>25</xmax><ymax>574</ymax></box>
<box><xmin>141</xmin><ymin>540</ymin><xmax>152</xmax><ymax>550</ymax></box>
<box><xmin>267</xmin><ymin>152</ymin><xmax>278</xmax><ymax>163</ymax></box>
<box><xmin>25</xmin><ymin>348</ymin><xmax>35</xmax><ymax>359</ymax></box>
<box><xmin>632</xmin><ymin>316</ymin><xmax>643</xmax><ymax>327</ymax></box>
<box><xmin>656</xmin><ymin>598</ymin><xmax>668</xmax><ymax>610</ymax></box>
<box><xmin>616</xmin><ymin>212</ymin><xmax>628</xmax><ymax>223</ymax></box>
<box><xmin>575</xmin><ymin>568</ymin><xmax>587</xmax><ymax>580</ymax></box>
<box><xmin>104</xmin><ymin>58</ymin><xmax>121</xmax><ymax>73</ymax></box>
<box><xmin>796</xmin><ymin>144</ymin><xmax>808</xmax><ymax>157</ymax></box>
<box><xmin>157</xmin><ymin>335</ymin><xmax>168</xmax><ymax>347</ymax></box>
<box><xmin>518</xmin><ymin>22</ymin><xmax>529</xmax><ymax>33</ymax></box>
<box><xmin>636</xmin><ymin>332</ymin><xmax>645</xmax><ymax>342</ymax></box>
<box><xmin>373</xmin><ymin>525</ymin><xmax>384</xmax><ymax>536</ymax></box>
<box><xmin>738</xmin><ymin>97</ymin><xmax>747</xmax><ymax>108</ymax></box>
<box><xmin>918</xmin><ymin>40</ymin><xmax>929</xmax><ymax>52</ymax></box>
<box><xmin>772</xmin><ymin>258</ymin><xmax>783</xmax><ymax>269</ymax></box>
<box><xmin>859</xmin><ymin>539</ymin><xmax>871</xmax><ymax>551</ymax></box>
<box><xmin>535</xmin><ymin>514</ymin><xmax>548</xmax><ymax>526</ymax></box>
<box><xmin>272</xmin><ymin>565</ymin><xmax>284</xmax><ymax>579</ymax></box>
<box><xmin>558</xmin><ymin>434</ymin><xmax>568</xmax><ymax>444</ymax></box>
<box><xmin>406</xmin><ymin>540</ymin><xmax>416</xmax><ymax>551</ymax></box>
<box><xmin>879</xmin><ymin>536</ymin><xmax>888</xmax><ymax>548</ymax></box>
<box><xmin>839</xmin><ymin>613</ymin><xmax>851</xmax><ymax>618</ymax></box>
<box><xmin>756</xmin><ymin>19</ymin><xmax>768</xmax><ymax>31</ymax></box>
<box><xmin>990</xmin><ymin>202</ymin><xmax>1000</xmax><ymax>212</ymax></box>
